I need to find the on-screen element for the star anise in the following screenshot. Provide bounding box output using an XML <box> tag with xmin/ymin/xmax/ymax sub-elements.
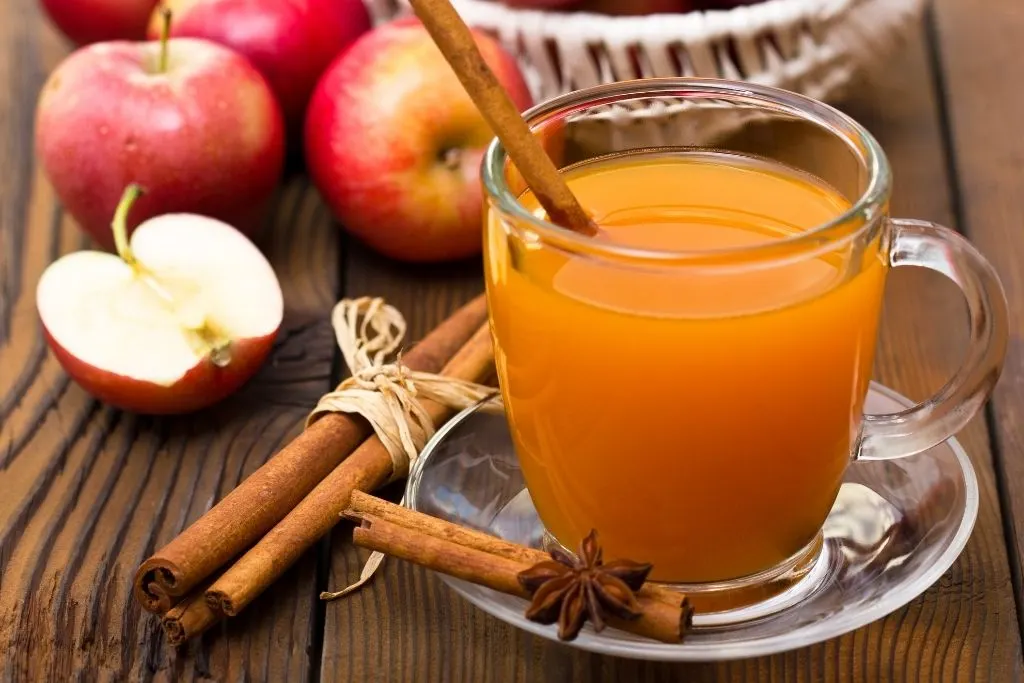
<box><xmin>516</xmin><ymin>530</ymin><xmax>652</xmax><ymax>641</ymax></box>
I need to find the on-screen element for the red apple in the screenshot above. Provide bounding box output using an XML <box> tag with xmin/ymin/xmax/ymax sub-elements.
<box><xmin>36</xmin><ymin>186</ymin><xmax>283</xmax><ymax>415</ymax></box>
<box><xmin>576</xmin><ymin>0</ymin><xmax>695</xmax><ymax>15</ymax></box>
<box><xmin>148</xmin><ymin>0</ymin><xmax>372</xmax><ymax>128</ymax></box>
<box><xmin>304</xmin><ymin>19</ymin><xmax>533</xmax><ymax>263</ymax></box>
<box><xmin>40</xmin><ymin>0</ymin><xmax>160</xmax><ymax>45</ymax></box>
<box><xmin>499</xmin><ymin>0</ymin><xmax>584</xmax><ymax>8</ymax></box>
<box><xmin>698</xmin><ymin>0</ymin><xmax>764</xmax><ymax>8</ymax></box>
<box><xmin>35</xmin><ymin>27</ymin><xmax>285</xmax><ymax>251</ymax></box>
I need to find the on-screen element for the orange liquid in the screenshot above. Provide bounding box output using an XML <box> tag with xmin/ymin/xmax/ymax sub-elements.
<box><xmin>484</xmin><ymin>151</ymin><xmax>888</xmax><ymax>583</ymax></box>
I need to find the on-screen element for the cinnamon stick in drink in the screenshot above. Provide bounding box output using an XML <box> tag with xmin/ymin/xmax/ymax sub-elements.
<box><xmin>346</xmin><ymin>511</ymin><xmax>693</xmax><ymax>644</ymax></box>
<box><xmin>407</xmin><ymin>0</ymin><xmax>597</xmax><ymax>236</ymax></box>
<box><xmin>134</xmin><ymin>294</ymin><xmax>488</xmax><ymax>614</ymax></box>
<box><xmin>203</xmin><ymin>324</ymin><xmax>495</xmax><ymax>617</ymax></box>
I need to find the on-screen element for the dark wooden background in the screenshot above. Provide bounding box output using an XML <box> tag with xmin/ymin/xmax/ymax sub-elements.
<box><xmin>2</xmin><ymin>0</ymin><xmax>1023</xmax><ymax>680</ymax></box>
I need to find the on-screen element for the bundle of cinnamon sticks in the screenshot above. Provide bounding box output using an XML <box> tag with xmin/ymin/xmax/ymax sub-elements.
<box><xmin>134</xmin><ymin>295</ymin><xmax>494</xmax><ymax>644</ymax></box>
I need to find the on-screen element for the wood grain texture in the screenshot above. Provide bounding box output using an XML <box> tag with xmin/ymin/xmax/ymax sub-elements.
<box><xmin>0</xmin><ymin>172</ymin><xmax>340</xmax><ymax>680</ymax></box>
<box><xmin>2</xmin><ymin>0</ymin><xmax>1023</xmax><ymax>679</ymax></box>
<box><xmin>320</xmin><ymin>243</ymin><xmax>488</xmax><ymax>683</ymax></box>
<box><xmin>0</xmin><ymin>0</ymin><xmax>342</xmax><ymax>678</ymax></box>
<box><xmin>320</xmin><ymin>25</ymin><xmax>1024</xmax><ymax>683</ymax></box>
<box><xmin>931</xmin><ymin>0</ymin><xmax>1024</xmax><ymax>633</ymax></box>
<box><xmin>839</xmin><ymin>24</ymin><xmax>1022</xmax><ymax>681</ymax></box>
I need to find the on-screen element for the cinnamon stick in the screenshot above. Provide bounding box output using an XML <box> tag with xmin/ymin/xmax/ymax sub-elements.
<box><xmin>134</xmin><ymin>294</ymin><xmax>488</xmax><ymax>614</ymax></box>
<box><xmin>348</xmin><ymin>513</ymin><xmax>693</xmax><ymax>644</ymax></box>
<box><xmin>162</xmin><ymin>587</ymin><xmax>220</xmax><ymax>646</ymax></box>
<box><xmin>344</xmin><ymin>490</ymin><xmax>687</xmax><ymax>610</ymax></box>
<box><xmin>407</xmin><ymin>0</ymin><xmax>597</xmax><ymax>236</ymax></box>
<box><xmin>203</xmin><ymin>324</ymin><xmax>496</xmax><ymax>618</ymax></box>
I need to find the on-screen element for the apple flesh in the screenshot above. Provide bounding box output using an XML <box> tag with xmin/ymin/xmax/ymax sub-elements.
<box><xmin>37</xmin><ymin>187</ymin><xmax>283</xmax><ymax>415</ymax></box>
<box><xmin>41</xmin><ymin>0</ymin><xmax>160</xmax><ymax>45</ymax></box>
<box><xmin>304</xmin><ymin>19</ymin><xmax>533</xmax><ymax>263</ymax></box>
<box><xmin>148</xmin><ymin>0</ymin><xmax>372</xmax><ymax>129</ymax></box>
<box><xmin>35</xmin><ymin>35</ymin><xmax>285</xmax><ymax>251</ymax></box>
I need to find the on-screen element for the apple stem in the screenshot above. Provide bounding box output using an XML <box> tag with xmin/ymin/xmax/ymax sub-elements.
<box><xmin>112</xmin><ymin>184</ymin><xmax>145</xmax><ymax>265</ymax></box>
<box><xmin>159</xmin><ymin>6</ymin><xmax>172</xmax><ymax>73</ymax></box>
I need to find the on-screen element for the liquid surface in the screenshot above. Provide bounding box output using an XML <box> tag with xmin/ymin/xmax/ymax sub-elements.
<box><xmin>485</xmin><ymin>150</ymin><xmax>887</xmax><ymax>583</ymax></box>
<box><xmin>512</xmin><ymin>151</ymin><xmax>861</xmax><ymax>319</ymax></box>
<box><xmin>541</xmin><ymin>150</ymin><xmax>849</xmax><ymax>251</ymax></box>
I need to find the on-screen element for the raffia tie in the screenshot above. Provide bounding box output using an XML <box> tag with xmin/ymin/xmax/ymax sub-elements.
<box><xmin>307</xmin><ymin>297</ymin><xmax>498</xmax><ymax>600</ymax></box>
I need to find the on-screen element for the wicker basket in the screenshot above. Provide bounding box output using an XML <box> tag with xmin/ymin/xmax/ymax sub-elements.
<box><xmin>362</xmin><ymin>0</ymin><xmax>925</xmax><ymax>104</ymax></box>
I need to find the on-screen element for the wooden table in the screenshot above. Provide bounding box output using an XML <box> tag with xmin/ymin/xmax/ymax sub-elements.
<box><xmin>2</xmin><ymin>0</ymin><xmax>1023</xmax><ymax>680</ymax></box>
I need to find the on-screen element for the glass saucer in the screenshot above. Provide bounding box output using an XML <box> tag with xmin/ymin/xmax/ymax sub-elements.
<box><xmin>405</xmin><ymin>383</ymin><xmax>979</xmax><ymax>661</ymax></box>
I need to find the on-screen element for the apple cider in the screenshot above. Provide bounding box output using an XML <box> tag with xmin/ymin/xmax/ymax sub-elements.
<box><xmin>484</xmin><ymin>150</ymin><xmax>887</xmax><ymax>583</ymax></box>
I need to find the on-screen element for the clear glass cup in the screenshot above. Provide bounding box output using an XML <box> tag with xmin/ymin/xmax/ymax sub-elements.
<box><xmin>481</xmin><ymin>78</ymin><xmax>1008</xmax><ymax>595</ymax></box>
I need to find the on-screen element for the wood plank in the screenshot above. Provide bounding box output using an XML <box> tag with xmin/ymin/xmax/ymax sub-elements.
<box><xmin>838</xmin><ymin>24</ymin><xmax>1022</xmax><ymax>680</ymax></box>
<box><xmin>320</xmin><ymin>243</ymin><xmax>487</xmax><ymax>683</ymax></box>
<box><xmin>0</xmin><ymin>0</ymin><xmax>342</xmax><ymax>678</ymax></box>
<box><xmin>319</xmin><ymin>23</ymin><xmax>1023</xmax><ymax>682</ymax></box>
<box><xmin>931</xmin><ymin>0</ymin><xmax>1024</xmax><ymax>633</ymax></box>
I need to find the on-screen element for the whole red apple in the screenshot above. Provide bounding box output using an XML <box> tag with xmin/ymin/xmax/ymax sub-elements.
<box><xmin>305</xmin><ymin>19</ymin><xmax>533</xmax><ymax>263</ymax></box>
<box><xmin>37</xmin><ymin>185</ymin><xmax>284</xmax><ymax>415</ymax></box>
<box><xmin>40</xmin><ymin>0</ymin><xmax>160</xmax><ymax>45</ymax></box>
<box><xmin>149</xmin><ymin>0</ymin><xmax>372</xmax><ymax>129</ymax></box>
<box><xmin>35</xmin><ymin>31</ymin><xmax>285</xmax><ymax>250</ymax></box>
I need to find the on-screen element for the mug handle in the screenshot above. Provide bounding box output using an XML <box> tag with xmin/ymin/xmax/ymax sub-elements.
<box><xmin>857</xmin><ymin>218</ymin><xmax>1009</xmax><ymax>461</ymax></box>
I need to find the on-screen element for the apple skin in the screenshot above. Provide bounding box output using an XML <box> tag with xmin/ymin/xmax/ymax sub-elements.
<box><xmin>148</xmin><ymin>0</ymin><xmax>372</xmax><ymax>129</ymax></box>
<box><xmin>35</xmin><ymin>38</ymin><xmax>285</xmax><ymax>251</ymax></box>
<box><xmin>499</xmin><ymin>0</ymin><xmax>584</xmax><ymax>8</ymax></box>
<box><xmin>40</xmin><ymin>0</ymin><xmax>160</xmax><ymax>45</ymax></box>
<box><xmin>575</xmin><ymin>0</ymin><xmax>695</xmax><ymax>14</ymax></box>
<box><xmin>304</xmin><ymin>19</ymin><xmax>533</xmax><ymax>263</ymax></box>
<box><xmin>697</xmin><ymin>0</ymin><xmax>764</xmax><ymax>8</ymax></box>
<box><xmin>42</xmin><ymin>327</ymin><xmax>274</xmax><ymax>415</ymax></box>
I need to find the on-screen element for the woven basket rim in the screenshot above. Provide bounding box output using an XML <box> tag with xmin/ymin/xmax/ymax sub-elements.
<box><xmin>370</xmin><ymin>0</ymin><xmax>925</xmax><ymax>104</ymax></box>
<box><xmin>447</xmin><ymin>0</ymin><xmax>857</xmax><ymax>38</ymax></box>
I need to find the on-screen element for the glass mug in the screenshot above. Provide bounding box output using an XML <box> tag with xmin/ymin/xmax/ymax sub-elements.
<box><xmin>481</xmin><ymin>79</ymin><xmax>1008</xmax><ymax>591</ymax></box>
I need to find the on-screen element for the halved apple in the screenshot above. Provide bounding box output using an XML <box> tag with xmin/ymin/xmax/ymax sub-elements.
<box><xmin>36</xmin><ymin>185</ymin><xmax>283</xmax><ymax>414</ymax></box>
